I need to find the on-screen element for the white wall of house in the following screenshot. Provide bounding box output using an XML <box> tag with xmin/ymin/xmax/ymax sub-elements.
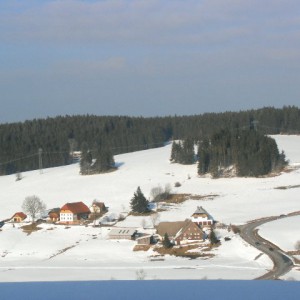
<box><xmin>191</xmin><ymin>216</ymin><xmax>213</xmax><ymax>225</ymax></box>
<box><xmin>60</xmin><ymin>213</ymin><xmax>74</xmax><ymax>222</ymax></box>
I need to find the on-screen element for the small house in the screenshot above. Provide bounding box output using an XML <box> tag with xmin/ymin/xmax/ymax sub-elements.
<box><xmin>11</xmin><ymin>212</ymin><xmax>27</xmax><ymax>223</ymax></box>
<box><xmin>191</xmin><ymin>206</ymin><xmax>214</xmax><ymax>227</ymax></box>
<box><xmin>108</xmin><ymin>227</ymin><xmax>137</xmax><ymax>240</ymax></box>
<box><xmin>60</xmin><ymin>202</ymin><xmax>90</xmax><ymax>224</ymax></box>
<box><xmin>89</xmin><ymin>200</ymin><xmax>107</xmax><ymax>220</ymax></box>
<box><xmin>156</xmin><ymin>219</ymin><xmax>204</xmax><ymax>245</ymax></box>
<box><xmin>48</xmin><ymin>208</ymin><xmax>60</xmax><ymax>222</ymax></box>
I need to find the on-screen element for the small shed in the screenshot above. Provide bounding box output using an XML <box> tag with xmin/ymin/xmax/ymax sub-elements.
<box><xmin>136</xmin><ymin>235</ymin><xmax>153</xmax><ymax>245</ymax></box>
<box><xmin>108</xmin><ymin>228</ymin><xmax>137</xmax><ymax>240</ymax></box>
<box><xmin>11</xmin><ymin>212</ymin><xmax>27</xmax><ymax>223</ymax></box>
<box><xmin>48</xmin><ymin>208</ymin><xmax>60</xmax><ymax>222</ymax></box>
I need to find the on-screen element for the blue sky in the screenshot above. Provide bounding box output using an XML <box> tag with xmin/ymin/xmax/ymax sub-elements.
<box><xmin>1</xmin><ymin>0</ymin><xmax>299</xmax><ymax>123</ymax></box>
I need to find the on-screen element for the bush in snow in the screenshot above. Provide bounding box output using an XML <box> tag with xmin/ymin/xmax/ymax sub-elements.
<box><xmin>295</xmin><ymin>240</ymin><xmax>300</xmax><ymax>250</ymax></box>
<box><xmin>174</xmin><ymin>182</ymin><xmax>181</xmax><ymax>187</ymax></box>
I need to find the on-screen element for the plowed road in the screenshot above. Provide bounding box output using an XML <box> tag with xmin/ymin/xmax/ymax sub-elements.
<box><xmin>239</xmin><ymin>215</ymin><xmax>294</xmax><ymax>280</ymax></box>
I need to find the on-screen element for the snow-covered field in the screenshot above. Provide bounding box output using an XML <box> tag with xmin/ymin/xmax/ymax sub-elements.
<box><xmin>259</xmin><ymin>215</ymin><xmax>300</xmax><ymax>253</ymax></box>
<box><xmin>0</xmin><ymin>135</ymin><xmax>299</xmax><ymax>282</ymax></box>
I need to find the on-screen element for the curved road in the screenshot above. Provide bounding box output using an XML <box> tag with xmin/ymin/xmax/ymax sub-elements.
<box><xmin>239</xmin><ymin>215</ymin><xmax>294</xmax><ymax>280</ymax></box>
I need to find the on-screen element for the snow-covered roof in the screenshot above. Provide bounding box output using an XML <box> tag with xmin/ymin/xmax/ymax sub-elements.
<box><xmin>193</xmin><ymin>206</ymin><xmax>209</xmax><ymax>215</ymax></box>
<box><xmin>109</xmin><ymin>228</ymin><xmax>137</xmax><ymax>237</ymax></box>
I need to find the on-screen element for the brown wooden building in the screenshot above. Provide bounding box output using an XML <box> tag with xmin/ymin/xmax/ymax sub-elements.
<box><xmin>48</xmin><ymin>208</ymin><xmax>60</xmax><ymax>222</ymax></box>
<box><xmin>156</xmin><ymin>219</ymin><xmax>204</xmax><ymax>245</ymax></box>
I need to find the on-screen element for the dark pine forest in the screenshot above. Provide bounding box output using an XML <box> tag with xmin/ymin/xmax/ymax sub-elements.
<box><xmin>0</xmin><ymin>106</ymin><xmax>299</xmax><ymax>176</ymax></box>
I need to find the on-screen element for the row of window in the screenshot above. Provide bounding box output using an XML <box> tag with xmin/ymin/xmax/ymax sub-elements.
<box><xmin>60</xmin><ymin>214</ymin><xmax>73</xmax><ymax>221</ymax></box>
<box><xmin>184</xmin><ymin>233</ymin><xmax>201</xmax><ymax>236</ymax></box>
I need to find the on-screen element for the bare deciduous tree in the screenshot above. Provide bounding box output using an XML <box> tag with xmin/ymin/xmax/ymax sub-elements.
<box><xmin>135</xmin><ymin>269</ymin><xmax>146</xmax><ymax>280</ymax></box>
<box><xmin>15</xmin><ymin>172</ymin><xmax>22</xmax><ymax>181</ymax></box>
<box><xmin>150</xmin><ymin>213</ymin><xmax>160</xmax><ymax>228</ymax></box>
<box><xmin>164</xmin><ymin>183</ymin><xmax>172</xmax><ymax>195</ymax></box>
<box><xmin>150</xmin><ymin>183</ymin><xmax>172</xmax><ymax>202</ymax></box>
<box><xmin>150</xmin><ymin>185</ymin><xmax>164</xmax><ymax>202</ymax></box>
<box><xmin>22</xmin><ymin>195</ymin><xmax>46</xmax><ymax>223</ymax></box>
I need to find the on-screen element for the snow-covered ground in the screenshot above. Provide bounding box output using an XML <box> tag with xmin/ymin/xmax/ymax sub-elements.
<box><xmin>259</xmin><ymin>215</ymin><xmax>300</xmax><ymax>253</ymax></box>
<box><xmin>0</xmin><ymin>135</ymin><xmax>299</xmax><ymax>282</ymax></box>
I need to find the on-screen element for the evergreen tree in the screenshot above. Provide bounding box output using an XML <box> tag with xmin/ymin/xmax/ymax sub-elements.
<box><xmin>92</xmin><ymin>145</ymin><xmax>115</xmax><ymax>173</ymax></box>
<box><xmin>170</xmin><ymin>139</ymin><xmax>194</xmax><ymax>164</ymax></box>
<box><xmin>209</xmin><ymin>229</ymin><xmax>219</xmax><ymax>245</ymax></box>
<box><xmin>170</xmin><ymin>141</ymin><xmax>182</xmax><ymax>163</ymax></box>
<box><xmin>181</xmin><ymin>138</ymin><xmax>195</xmax><ymax>164</ymax></box>
<box><xmin>198</xmin><ymin>138</ymin><xmax>210</xmax><ymax>175</ymax></box>
<box><xmin>80</xmin><ymin>142</ymin><xmax>92</xmax><ymax>175</ymax></box>
<box><xmin>130</xmin><ymin>186</ymin><xmax>149</xmax><ymax>213</ymax></box>
<box><xmin>162</xmin><ymin>233</ymin><xmax>173</xmax><ymax>248</ymax></box>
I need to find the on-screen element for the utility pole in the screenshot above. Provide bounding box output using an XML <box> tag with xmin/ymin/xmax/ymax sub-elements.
<box><xmin>38</xmin><ymin>148</ymin><xmax>43</xmax><ymax>174</ymax></box>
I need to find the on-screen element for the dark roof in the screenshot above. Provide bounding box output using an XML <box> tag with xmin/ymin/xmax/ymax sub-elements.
<box><xmin>48</xmin><ymin>208</ymin><xmax>60</xmax><ymax>214</ymax></box>
<box><xmin>92</xmin><ymin>201</ymin><xmax>106</xmax><ymax>209</ymax></box>
<box><xmin>60</xmin><ymin>202</ymin><xmax>90</xmax><ymax>214</ymax></box>
<box><xmin>193</xmin><ymin>206</ymin><xmax>209</xmax><ymax>215</ymax></box>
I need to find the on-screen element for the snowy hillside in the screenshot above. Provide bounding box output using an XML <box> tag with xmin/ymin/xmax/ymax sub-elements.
<box><xmin>0</xmin><ymin>135</ymin><xmax>299</xmax><ymax>282</ymax></box>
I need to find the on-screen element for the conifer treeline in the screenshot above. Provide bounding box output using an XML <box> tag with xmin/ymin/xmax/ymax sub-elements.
<box><xmin>0</xmin><ymin>106</ymin><xmax>299</xmax><ymax>175</ymax></box>
<box><xmin>197</xmin><ymin>129</ymin><xmax>287</xmax><ymax>177</ymax></box>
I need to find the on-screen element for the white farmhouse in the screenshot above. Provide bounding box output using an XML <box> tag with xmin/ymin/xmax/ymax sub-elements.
<box><xmin>191</xmin><ymin>206</ymin><xmax>214</xmax><ymax>227</ymax></box>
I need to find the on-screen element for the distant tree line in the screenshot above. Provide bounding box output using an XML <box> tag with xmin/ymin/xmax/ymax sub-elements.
<box><xmin>197</xmin><ymin>129</ymin><xmax>288</xmax><ymax>177</ymax></box>
<box><xmin>170</xmin><ymin>128</ymin><xmax>287</xmax><ymax>177</ymax></box>
<box><xmin>0</xmin><ymin>106</ymin><xmax>299</xmax><ymax>175</ymax></box>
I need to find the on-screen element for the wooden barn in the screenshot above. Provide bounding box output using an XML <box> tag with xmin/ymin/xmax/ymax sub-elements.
<box><xmin>156</xmin><ymin>219</ymin><xmax>204</xmax><ymax>245</ymax></box>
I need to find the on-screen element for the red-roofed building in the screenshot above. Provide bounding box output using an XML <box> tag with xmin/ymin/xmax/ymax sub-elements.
<box><xmin>60</xmin><ymin>202</ymin><xmax>90</xmax><ymax>224</ymax></box>
<box><xmin>11</xmin><ymin>212</ymin><xmax>27</xmax><ymax>223</ymax></box>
